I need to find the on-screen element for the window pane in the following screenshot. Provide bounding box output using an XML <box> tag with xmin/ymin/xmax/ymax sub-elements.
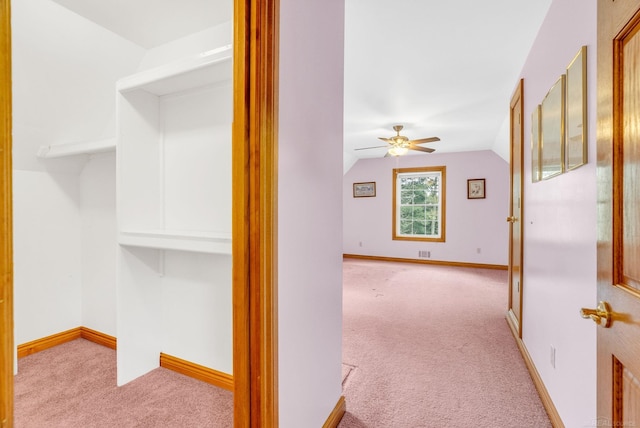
<box><xmin>411</xmin><ymin>206</ymin><xmax>427</xmax><ymax>219</ymax></box>
<box><xmin>394</xmin><ymin>167</ymin><xmax>445</xmax><ymax>241</ymax></box>
<box><xmin>412</xmin><ymin>191</ymin><xmax>426</xmax><ymax>204</ymax></box>
<box><xmin>412</xmin><ymin>220</ymin><xmax>426</xmax><ymax>234</ymax></box>
<box><xmin>400</xmin><ymin>206</ymin><xmax>413</xmax><ymax>220</ymax></box>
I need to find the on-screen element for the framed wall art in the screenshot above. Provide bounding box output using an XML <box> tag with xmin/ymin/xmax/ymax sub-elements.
<box><xmin>467</xmin><ymin>179</ymin><xmax>485</xmax><ymax>199</ymax></box>
<box><xmin>541</xmin><ymin>75</ymin><xmax>565</xmax><ymax>180</ymax></box>
<box><xmin>353</xmin><ymin>182</ymin><xmax>376</xmax><ymax>197</ymax></box>
<box><xmin>565</xmin><ymin>45</ymin><xmax>588</xmax><ymax>171</ymax></box>
<box><xmin>531</xmin><ymin>104</ymin><xmax>542</xmax><ymax>183</ymax></box>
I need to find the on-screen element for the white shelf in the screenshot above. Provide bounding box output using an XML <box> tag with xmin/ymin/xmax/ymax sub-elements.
<box><xmin>37</xmin><ymin>137</ymin><xmax>116</xmax><ymax>158</ymax></box>
<box><xmin>117</xmin><ymin>45</ymin><xmax>232</xmax><ymax>96</ymax></box>
<box><xmin>119</xmin><ymin>230</ymin><xmax>231</xmax><ymax>255</ymax></box>
<box><xmin>117</xmin><ymin>45</ymin><xmax>232</xmax><ymax>254</ymax></box>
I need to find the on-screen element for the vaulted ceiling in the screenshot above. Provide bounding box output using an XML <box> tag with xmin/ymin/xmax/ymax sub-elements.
<box><xmin>49</xmin><ymin>0</ymin><xmax>551</xmax><ymax>160</ymax></box>
<box><xmin>344</xmin><ymin>0</ymin><xmax>552</xmax><ymax>159</ymax></box>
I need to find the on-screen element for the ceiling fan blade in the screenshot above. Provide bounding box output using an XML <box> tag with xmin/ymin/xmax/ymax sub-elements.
<box><xmin>378</xmin><ymin>137</ymin><xmax>393</xmax><ymax>143</ymax></box>
<box><xmin>409</xmin><ymin>137</ymin><xmax>440</xmax><ymax>144</ymax></box>
<box><xmin>409</xmin><ymin>144</ymin><xmax>435</xmax><ymax>153</ymax></box>
<box><xmin>355</xmin><ymin>144</ymin><xmax>389</xmax><ymax>151</ymax></box>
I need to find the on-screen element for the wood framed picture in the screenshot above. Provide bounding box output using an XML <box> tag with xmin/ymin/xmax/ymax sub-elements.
<box><xmin>541</xmin><ymin>75</ymin><xmax>565</xmax><ymax>180</ymax></box>
<box><xmin>353</xmin><ymin>182</ymin><xmax>376</xmax><ymax>198</ymax></box>
<box><xmin>532</xmin><ymin>104</ymin><xmax>542</xmax><ymax>182</ymax></box>
<box><xmin>565</xmin><ymin>45</ymin><xmax>587</xmax><ymax>171</ymax></box>
<box><xmin>467</xmin><ymin>179</ymin><xmax>485</xmax><ymax>199</ymax></box>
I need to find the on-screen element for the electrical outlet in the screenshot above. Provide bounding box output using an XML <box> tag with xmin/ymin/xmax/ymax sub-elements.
<box><xmin>476</xmin><ymin>248</ymin><xmax>481</xmax><ymax>254</ymax></box>
<box><xmin>359</xmin><ymin>241</ymin><xmax>363</xmax><ymax>247</ymax></box>
<box><xmin>550</xmin><ymin>345</ymin><xmax>556</xmax><ymax>369</ymax></box>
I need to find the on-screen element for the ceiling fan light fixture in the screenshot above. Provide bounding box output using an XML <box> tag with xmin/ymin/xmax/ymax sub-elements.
<box><xmin>388</xmin><ymin>146</ymin><xmax>409</xmax><ymax>156</ymax></box>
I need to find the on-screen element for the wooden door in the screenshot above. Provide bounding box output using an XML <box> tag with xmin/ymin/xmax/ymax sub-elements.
<box><xmin>594</xmin><ymin>0</ymin><xmax>640</xmax><ymax>424</ymax></box>
<box><xmin>507</xmin><ymin>79</ymin><xmax>524</xmax><ymax>338</ymax></box>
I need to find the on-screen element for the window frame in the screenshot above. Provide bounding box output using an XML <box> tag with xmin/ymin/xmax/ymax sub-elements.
<box><xmin>392</xmin><ymin>166</ymin><xmax>446</xmax><ymax>242</ymax></box>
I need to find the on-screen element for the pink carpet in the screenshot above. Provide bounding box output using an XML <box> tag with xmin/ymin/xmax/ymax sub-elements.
<box><xmin>339</xmin><ymin>259</ymin><xmax>552</xmax><ymax>427</ymax></box>
<box><xmin>14</xmin><ymin>260</ymin><xmax>550</xmax><ymax>427</ymax></box>
<box><xmin>14</xmin><ymin>339</ymin><xmax>233</xmax><ymax>427</ymax></box>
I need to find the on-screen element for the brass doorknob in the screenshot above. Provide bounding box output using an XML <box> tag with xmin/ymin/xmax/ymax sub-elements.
<box><xmin>506</xmin><ymin>216</ymin><xmax>518</xmax><ymax>223</ymax></box>
<box><xmin>580</xmin><ymin>301</ymin><xmax>612</xmax><ymax>328</ymax></box>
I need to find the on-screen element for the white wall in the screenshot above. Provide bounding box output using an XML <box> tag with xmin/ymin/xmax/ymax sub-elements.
<box><xmin>278</xmin><ymin>0</ymin><xmax>345</xmax><ymax>425</ymax></box>
<box><xmin>12</xmin><ymin>0</ymin><xmax>143</xmax><ymax>352</ymax></box>
<box><xmin>11</xmin><ymin>0</ymin><xmax>145</xmax><ymax>173</ymax></box>
<box><xmin>13</xmin><ymin>170</ymin><xmax>82</xmax><ymax>344</ymax></box>
<box><xmin>519</xmin><ymin>0</ymin><xmax>597</xmax><ymax>426</ymax></box>
<box><xmin>80</xmin><ymin>153</ymin><xmax>117</xmax><ymax>336</ymax></box>
<box><xmin>344</xmin><ymin>150</ymin><xmax>509</xmax><ymax>266</ymax></box>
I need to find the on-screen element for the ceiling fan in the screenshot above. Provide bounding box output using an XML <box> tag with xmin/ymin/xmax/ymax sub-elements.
<box><xmin>355</xmin><ymin>125</ymin><xmax>440</xmax><ymax>157</ymax></box>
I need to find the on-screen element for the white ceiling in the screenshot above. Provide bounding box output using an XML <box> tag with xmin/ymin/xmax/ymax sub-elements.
<box><xmin>345</xmin><ymin>0</ymin><xmax>552</xmax><ymax>158</ymax></box>
<box><xmin>51</xmin><ymin>0</ymin><xmax>551</xmax><ymax>159</ymax></box>
<box><xmin>51</xmin><ymin>0</ymin><xmax>231</xmax><ymax>49</ymax></box>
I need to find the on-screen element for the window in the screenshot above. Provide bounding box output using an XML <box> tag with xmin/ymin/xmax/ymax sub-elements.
<box><xmin>393</xmin><ymin>166</ymin><xmax>446</xmax><ymax>242</ymax></box>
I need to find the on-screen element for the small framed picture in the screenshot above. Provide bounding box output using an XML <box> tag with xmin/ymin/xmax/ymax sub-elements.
<box><xmin>353</xmin><ymin>182</ymin><xmax>376</xmax><ymax>198</ymax></box>
<box><xmin>467</xmin><ymin>179</ymin><xmax>485</xmax><ymax>199</ymax></box>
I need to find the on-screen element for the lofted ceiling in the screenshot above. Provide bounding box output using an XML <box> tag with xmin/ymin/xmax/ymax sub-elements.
<box><xmin>50</xmin><ymin>0</ymin><xmax>551</xmax><ymax>160</ymax></box>
<box><xmin>344</xmin><ymin>0</ymin><xmax>552</xmax><ymax>159</ymax></box>
<box><xmin>50</xmin><ymin>0</ymin><xmax>231</xmax><ymax>49</ymax></box>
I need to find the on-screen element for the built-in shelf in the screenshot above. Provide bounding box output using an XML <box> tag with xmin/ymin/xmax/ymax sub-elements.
<box><xmin>116</xmin><ymin>43</ymin><xmax>234</xmax><ymax>386</ymax></box>
<box><xmin>36</xmin><ymin>137</ymin><xmax>116</xmax><ymax>158</ymax></box>
<box><xmin>117</xmin><ymin>45</ymin><xmax>232</xmax><ymax>255</ymax></box>
<box><xmin>119</xmin><ymin>230</ymin><xmax>231</xmax><ymax>255</ymax></box>
<box><xmin>117</xmin><ymin>44</ymin><xmax>232</xmax><ymax>96</ymax></box>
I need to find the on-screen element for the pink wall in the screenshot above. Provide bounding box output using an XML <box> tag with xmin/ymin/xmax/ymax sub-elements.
<box><xmin>343</xmin><ymin>150</ymin><xmax>509</xmax><ymax>266</ymax></box>
<box><xmin>519</xmin><ymin>0</ymin><xmax>597</xmax><ymax>425</ymax></box>
<box><xmin>278</xmin><ymin>0</ymin><xmax>344</xmax><ymax>425</ymax></box>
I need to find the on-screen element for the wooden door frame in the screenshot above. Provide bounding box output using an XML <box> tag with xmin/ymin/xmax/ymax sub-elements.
<box><xmin>0</xmin><ymin>0</ymin><xmax>12</xmax><ymax>426</ymax></box>
<box><xmin>0</xmin><ymin>0</ymin><xmax>280</xmax><ymax>426</ymax></box>
<box><xmin>507</xmin><ymin>79</ymin><xmax>524</xmax><ymax>338</ymax></box>
<box><xmin>232</xmin><ymin>0</ymin><xmax>279</xmax><ymax>426</ymax></box>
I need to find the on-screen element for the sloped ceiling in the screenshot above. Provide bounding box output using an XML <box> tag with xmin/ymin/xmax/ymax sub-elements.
<box><xmin>47</xmin><ymin>0</ymin><xmax>551</xmax><ymax>161</ymax></box>
<box><xmin>345</xmin><ymin>0</ymin><xmax>552</xmax><ymax>159</ymax></box>
<box><xmin>50</xmin><ymin>0</ymin><xmax>231</xmax><ymax>48</ymax></box>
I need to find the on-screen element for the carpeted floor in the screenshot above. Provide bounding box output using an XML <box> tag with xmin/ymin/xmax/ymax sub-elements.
<box><xmin>338</xmin><ymin>259</ymin><xmax>552</xmax><ymax>427</ymax></box>
<box><xmin>14</xmin><ymin>339</ymin><xmax>233</xmax><ymax>427</ymax></box>
<box><xmin>14</xmin><ymin>260</ymin><xmax>551</xmax><ymax>427</ymax></box>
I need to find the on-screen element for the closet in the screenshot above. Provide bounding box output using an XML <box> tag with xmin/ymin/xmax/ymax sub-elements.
<box><xmin>14</xmin><ymin>0</ymin><xmax>233</xmax><ymax>386</ymax></box>
<box><xmin>116</xmin><ymin>46</ymin><xmax>233</xmax><ymax>384</ymax></box>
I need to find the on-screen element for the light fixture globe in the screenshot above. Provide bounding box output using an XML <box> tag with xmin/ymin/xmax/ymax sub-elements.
<box><xmin>388</xmin><ymin>146</ymin><xmax>409</xmax><ymax>156</ymax></box>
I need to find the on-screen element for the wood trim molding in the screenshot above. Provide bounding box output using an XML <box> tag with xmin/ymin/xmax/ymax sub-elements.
<box><xmin>322</xmin><ymin>396</ymin><xmax>346</xmax><ymax>428</ymax></box>
<box><xmin>17</xmin><ymin>328</ymin><xmax>82</xmax><ymax>359</ymax></box>
<box><xmin>233</xmin><ymin>0</ymin><xmax>279</xmax><ymax>426</ymax></box>
<box><xmin>160</xmin><ymin>353</ymin><xmax>234</xmax><ymax>392</ymax></box>
<box><xmin>80</xmin><ymin>327</ymin><xmax>116</xmax><ymax>350</ymax></box>
<box><xmin>17</xmin><ymin>327</ymin><xmax>117</xmax><ymax>359</ymax></box>
<box><xmin>0</xmin><ymin>0</ymin><xmax>12</xmax><ymax>426</ymax></box>
<box><xmin>343</xmin><ymin>254</ymin><xmax>508</xmax><ymax>271</ymax></box>
<box><xmin>505</xmin><ymin>309</ymin><xmax>520</xmax><ymax>340</ymax></box>
<box><xmin>507</xmin><ymin>321</ymin><xmax>564</xmax><ymax>427</ymax></box>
